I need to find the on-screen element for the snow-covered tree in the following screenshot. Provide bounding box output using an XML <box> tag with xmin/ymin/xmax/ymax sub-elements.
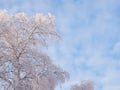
<box><xmin>71</xmin><ymin>80</ymin><xmax>94</xmax><ymax>90</ymax></box>
<box><xmin>0</xmin><ymin>10</ymin><xmax>69</xmax><ymax>90</ymax></box>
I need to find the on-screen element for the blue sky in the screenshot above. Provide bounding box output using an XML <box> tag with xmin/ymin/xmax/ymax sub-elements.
<box><xmin>0</xmin><ymin>0</ymin><xmax>120</xmax><ymax>90</ymax></box>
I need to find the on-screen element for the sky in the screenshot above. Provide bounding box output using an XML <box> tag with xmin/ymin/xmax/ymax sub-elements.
<box><xmin>0</xmin><ymin>0</ymin><xmax>120</xmax><ymax>90</ymax></box>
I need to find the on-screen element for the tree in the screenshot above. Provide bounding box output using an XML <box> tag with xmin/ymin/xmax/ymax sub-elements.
<box><xmin>0</xmin><ymin>10</ymin><xmax>69</xmax><ymax>90</ymax></box>
<box><xmin>71</xmin><ymin>80</ymin><xmax>94</xmax><ymax>90</ymax></box>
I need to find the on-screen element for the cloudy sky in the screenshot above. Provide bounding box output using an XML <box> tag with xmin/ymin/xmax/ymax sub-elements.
<box><xmin>0</xmin><ymin>0</ymin><xmax>120</xmax><ymax>90</ymax></box>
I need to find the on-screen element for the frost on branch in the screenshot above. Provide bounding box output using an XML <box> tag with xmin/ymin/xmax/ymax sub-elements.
<box><xmin>0</xmin><ymin>10</ymin><xmax>68</xmax><ymax>90</ymax></box>
<box><xmin>71</xmin><ymin>80</ymin><xmax>94</xmax><ymax>90</ymax></box>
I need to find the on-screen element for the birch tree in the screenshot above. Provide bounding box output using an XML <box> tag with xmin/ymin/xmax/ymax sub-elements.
<box><xmin>71</xmin><ymin>80</ymin><xmax>94</xmax><ymax>90</ymax></box>
<box><xmin>0</xmin><ymin>10</ymin><xmax>69</xmax><ymax>90</ymax></box>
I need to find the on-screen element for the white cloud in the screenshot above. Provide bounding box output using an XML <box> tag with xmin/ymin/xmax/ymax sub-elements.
<box><xmin>112</xmin><ymin>42</ymin><xmax>120</xmax><ymax>53</ymax></box>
